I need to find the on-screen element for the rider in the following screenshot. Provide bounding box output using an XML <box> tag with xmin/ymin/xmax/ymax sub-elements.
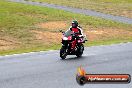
<box><xmin>66</xmin><ymin>20</ymin><xmax>85</xmax><ymax>47</ymax></box>
<box><xmin>68</xmin><ymin>20</ymin><xmax>83</xmax><ymax>37</ymax></box>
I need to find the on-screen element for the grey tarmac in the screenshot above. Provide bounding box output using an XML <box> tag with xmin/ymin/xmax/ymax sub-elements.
<box><xmin>0</xmin><ymin>43</ymin><xmax>132</xmax><ymax>88</ymax></box>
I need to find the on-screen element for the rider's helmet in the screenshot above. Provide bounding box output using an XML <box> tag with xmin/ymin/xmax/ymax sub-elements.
<box><xmin>72</xmin><ymin>20</ymin><xmax>78</xmax><ymax>28</ymax></box>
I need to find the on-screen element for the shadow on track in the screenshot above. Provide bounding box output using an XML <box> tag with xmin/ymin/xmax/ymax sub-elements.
<box><xmin>60</xmin><ymin>56</ymin><xmax>87</xmax><ymax>61</ymax></box>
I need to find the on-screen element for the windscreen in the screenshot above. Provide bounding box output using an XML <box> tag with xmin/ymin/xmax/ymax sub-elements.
<box><xmin>64</xmin><ymin>30</ymin><xmax>72</xmax><ymax>37</ymax></box>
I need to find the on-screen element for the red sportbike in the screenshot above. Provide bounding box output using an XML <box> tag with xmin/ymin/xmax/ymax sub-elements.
<box><xmin>60</xmin><ymin>30</ymin><xmax>87</xmax><ymax>59</ymax></box>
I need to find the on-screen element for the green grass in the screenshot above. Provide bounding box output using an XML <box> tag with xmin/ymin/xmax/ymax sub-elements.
<box><xmin>30</xmin><ymin>0</ymin><xmax>132</xmax><ymax>18</ymax></box>
<box><xmin>0</xmin><ymin>0</ymin><xmax>132</xmax><ymax>55</ymax></box>
<box><xmin>1</xmin><ymin>39</ymin><xmax>132</xmax><ymax>56</ymax></box>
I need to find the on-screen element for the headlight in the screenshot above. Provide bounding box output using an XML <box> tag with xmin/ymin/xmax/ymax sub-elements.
<box><xmin>63</xmin><ymin>37</ymin><xmax>68</xmax><ymax>40</ymax></box>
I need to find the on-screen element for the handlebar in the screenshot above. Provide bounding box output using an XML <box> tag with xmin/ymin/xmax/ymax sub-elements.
<box><xmin>59</xmin><ymin>30</ymin><xmax>65</xmax><ymax>33</ymax></box>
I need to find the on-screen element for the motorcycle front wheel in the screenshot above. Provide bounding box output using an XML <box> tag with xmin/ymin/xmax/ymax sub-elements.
<box><xmin>60</xmin><ymin>46</ymin><xmax>67</xmax><ymax>59</ymax></box>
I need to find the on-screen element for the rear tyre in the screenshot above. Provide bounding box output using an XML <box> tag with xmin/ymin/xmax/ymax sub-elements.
<box><xmin>60</xmin><ymin>46</ymin><xmax>67</xmax><ymax>60</ymax></box>
<box><xmin>76</xmin><ymin>44</ymin><xmax>84</xmax><ymax>57</ymax></box>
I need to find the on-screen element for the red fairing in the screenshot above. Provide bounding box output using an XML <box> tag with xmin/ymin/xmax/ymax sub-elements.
<box><xmin>71</xmin><ymin>40</ymin><xmax>77</xmax><ymax>49</ymax></box>
<box><xmin>68</xmin><ymin>36</ymin><xmax>72</xmax><ymax>40</ymax></box>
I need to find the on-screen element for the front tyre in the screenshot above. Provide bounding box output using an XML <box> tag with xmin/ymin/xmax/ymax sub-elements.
<box><xmin>76</xmin><ymin>44</ymin><xmax>84</xmax><ymax>57</ymax></box>
<box><xmin>60</xmin><ymin>46</ymin><xmax>67</xmax><ymax>59</ymax></box>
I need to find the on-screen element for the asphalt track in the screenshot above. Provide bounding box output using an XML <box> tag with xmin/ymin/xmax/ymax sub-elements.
<box><xmin>0</xmin><ymin>42</ymin><xmax>132</xmax><ymax>88</ymax></box>
<box><xmin>9</xmin><ymin>0</ymin><xmax>132</xmax><ymax>24</ymax></box>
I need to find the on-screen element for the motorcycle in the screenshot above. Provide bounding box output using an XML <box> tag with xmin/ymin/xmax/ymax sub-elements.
<box><xmin>60</xmin><ymin>30</ymin><xmax>87</xmax><ymax>59</ymax></box>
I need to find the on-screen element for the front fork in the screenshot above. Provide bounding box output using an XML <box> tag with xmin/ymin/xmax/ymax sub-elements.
<box><xmin>62</xmin><ymin>44</ymin><xmax>68</xmax><ymax>53</ymax></box>
<box><xmin>62</xmin><ymin>43</ymin><xmax>74</xmax><ymax>54</ymax></box>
